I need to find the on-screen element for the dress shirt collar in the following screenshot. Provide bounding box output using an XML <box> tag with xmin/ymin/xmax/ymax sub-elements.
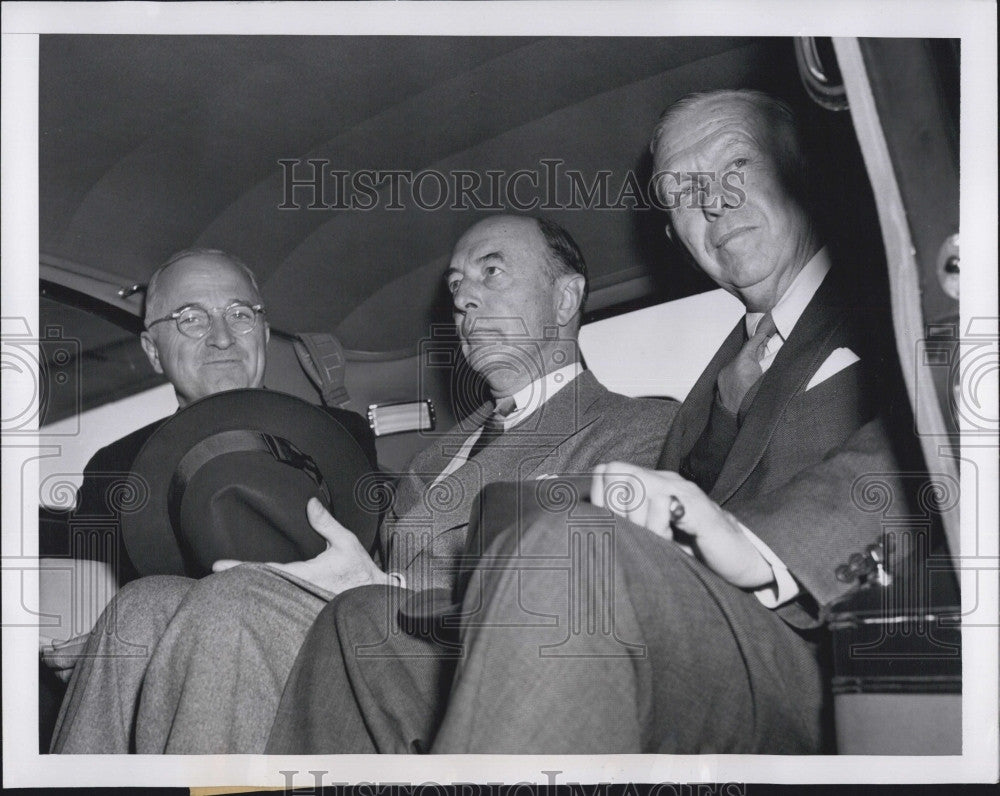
<box><xmin>745</xmin><ymin>246</ymin><xmax>831</xmax><ymax>341</ymax></box>
<box><xmin>501</xmin><ymin>362</ymin><xmax>582</xmax><ymax>430</ymax></box>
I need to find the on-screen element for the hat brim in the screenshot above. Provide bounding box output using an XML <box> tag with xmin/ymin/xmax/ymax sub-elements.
<box><xmin>121</xmin><ymin>389</ymin><xmax>378</xmax><ymax>577</ymax></box>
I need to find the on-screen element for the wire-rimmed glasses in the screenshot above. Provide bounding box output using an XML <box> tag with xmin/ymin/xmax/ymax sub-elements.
<box><xmin>146</xmin><ymin>302</ymin><xmax>265</xmax><ymax>339</ymax></box>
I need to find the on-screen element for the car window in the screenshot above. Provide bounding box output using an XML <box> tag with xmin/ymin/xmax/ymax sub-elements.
<box><xmin>39</xmin><ymin>283</ymin><xmax>167</xmax><ymax>426</ymax></box>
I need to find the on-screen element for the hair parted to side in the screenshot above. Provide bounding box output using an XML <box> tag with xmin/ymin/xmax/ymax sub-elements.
<box><xmin>534</xmin><ymin>216</ymin><xmax>590</xmax><ymax>310</ymax></box>
<box><xmin>650</xmin><ymin>89</ymin><xmax>802</xmax><ymax>162</ymax></box>
<box><xmin>650</xmin><ymin>89</ymin><xmax>812</xmax><ymax>219</ymax></box>
<box><xmin>144</xmin><ymin>248</ymin><xmax>262</xmax><ymax>323</ymax></box>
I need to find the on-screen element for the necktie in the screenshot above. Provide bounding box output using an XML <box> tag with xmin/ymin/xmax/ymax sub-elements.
<box><xmin>467</xmin><ymin>396</ymin><xmax>516</xmax><ymax>460</ymax></box>
<box><xmin>679</xmin><ymin>312</ymin><xmax>777</xmax><ymax>492</ymax></box>
<box><xmin>716</xmin><ymin>311</ymin><xmax>778</xmax><ymax>414</ymax></box>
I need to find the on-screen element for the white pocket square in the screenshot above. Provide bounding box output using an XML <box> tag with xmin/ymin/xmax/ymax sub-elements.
<box><xmin>806</xmin><ymin>347</ymin><xmax>860</xmax><ymax>390</ymax></box>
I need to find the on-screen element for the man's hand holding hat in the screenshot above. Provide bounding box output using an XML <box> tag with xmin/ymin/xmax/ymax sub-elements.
<box><xmin>214</xmin><ymin>498</ymin><xmax>398</xmax><ymax>595</ymax></box>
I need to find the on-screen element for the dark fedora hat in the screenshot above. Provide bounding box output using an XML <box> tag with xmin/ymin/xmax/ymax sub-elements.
<box><xmin>398</xmin><ymin>474</ymin><xmax>596</xmax><ymax>636</ymax></box>
<box><xmin>121</xmin><ymin>389</ymin><xmax>378</xmax><ymax>578</ymax></box>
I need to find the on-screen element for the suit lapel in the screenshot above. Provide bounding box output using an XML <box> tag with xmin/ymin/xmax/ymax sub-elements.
<box><xmin>390</xmin><ymin>401</ymin><xmax>492</xmax><ymax>516</ymax></box>
<box><xmin>459</xmin><ymin>369</ymin><xmax>605</xmax><ymax>482</ymax></box>
<box><xmin>710</xmin><ymin>272</ymin><xmax>846</xmax><ymax>504</ymax></box>
<box><xmin>391</xmin><ymin>372</ymin><xmax>605</xmax><ymax>571</ymax></box>
<box><xmin>658</xmin><ymin>320</ymin><xmax>745</xmax><ymax>470</ymax></box>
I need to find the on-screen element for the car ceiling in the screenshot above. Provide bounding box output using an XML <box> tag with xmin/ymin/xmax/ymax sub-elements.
<box><xmin>41</xmin><ymin>35</ymin><xmax>810</xmax><ymax>355</ymax></box>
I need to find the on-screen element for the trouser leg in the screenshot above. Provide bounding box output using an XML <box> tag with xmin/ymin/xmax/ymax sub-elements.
<box><xmin>432</xmin><ymin>504</ymin><xmax>824</xmax><ymax>753</ymax></box>
<box><xmin>134</xmin><ymin>564</ymin><xmax>327</xmax><ymax>753</ymax></box>
<box><xmin>50</xmin><ymin>575</ymin><xmax>195</xmax><ymax>753</ymax></box>
<box><xmin>267</xmin><ymin>583</ymin><xmax>458</xmax><ymax>754</ymax></box>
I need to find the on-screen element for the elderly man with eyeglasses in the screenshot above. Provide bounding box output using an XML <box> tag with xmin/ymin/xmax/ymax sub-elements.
<box><xmin>52</xmin><ymin>249</ymin><xmax>375</xmax><ymax>589</ymax></box>
<box><xmin>39</xmin><ymin>250</ymin><xmax>375</xmax><ymax>690</ymax></box>
<box><xmin>140</xmin><ymin>248</ymin><xmax>270</xmax><ymax>407</ymax></box>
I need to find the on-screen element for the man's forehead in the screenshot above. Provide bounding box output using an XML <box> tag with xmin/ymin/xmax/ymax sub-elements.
<box><xmin>162</xmin><ymin>256</ymin><xmax>250</xmax><ymax>286</ymax></box>
<box><xmin>155</xmin><ymin>256</ymin><xmax>257</xmax><ymax>304</ymax></box>
<box><xmin>450</xmin><ymin>217</ymin><xmax>541</xmax><ymax>266</ymax></box>
<box><xmin>654</xmin><ymin>100</ymin><xmax>767</xmax><ymax>167</ymax></box>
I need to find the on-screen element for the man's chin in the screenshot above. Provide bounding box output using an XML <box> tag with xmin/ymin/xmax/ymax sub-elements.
<box><xmin>468</xmin><ymin>356</ymin><xmax>546</xmax><ymax>398</ymax></box>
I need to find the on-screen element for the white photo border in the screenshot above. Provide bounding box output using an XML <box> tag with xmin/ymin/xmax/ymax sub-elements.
<box><xmin>3</xmin><ymin>0</ymin><xmax>997</xmax><ymax>788</ymax></box>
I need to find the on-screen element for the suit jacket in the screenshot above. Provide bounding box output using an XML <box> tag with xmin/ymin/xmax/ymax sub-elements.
<box><xmin>658</xmin><ymin>268</ymin><xmax>914</xmax><ymax>626</ymax></box>
<box><xmin>41</xmin><ymin>402</ymin><xmax>377</xmax><ymax>586</ymax></box>
<box><xmin>380</xmin><ymin>369</ymin><xmax>677</xmax><ymax>593</ymax></box>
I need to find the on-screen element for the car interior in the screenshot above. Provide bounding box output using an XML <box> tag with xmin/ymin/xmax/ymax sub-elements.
<box><xmin>33</xmin><ymin>35</ymin><xmax>962</xmax><ymax>755</ymax></box>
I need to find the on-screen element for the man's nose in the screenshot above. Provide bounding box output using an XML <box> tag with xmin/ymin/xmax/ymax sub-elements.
<box><xmin>204</xmin><ymin>315</ymin><xmax>236</xmax><ymax>348</ymax></box>
<box><xmin>452</xmin><ymin>281</ymin><xmax>481</xmax><ymax>314</ymax></box>
<box><xmin>700</xmin><ymin>178</ymin><xmax>737</xmax><ymax>222</ymax></box>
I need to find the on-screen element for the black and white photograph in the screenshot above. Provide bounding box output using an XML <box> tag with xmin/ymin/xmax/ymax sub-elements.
<box><xmin>2</xmin><ymin>0</ymin><xmax>996</xmax><ymax>790</ymax></box>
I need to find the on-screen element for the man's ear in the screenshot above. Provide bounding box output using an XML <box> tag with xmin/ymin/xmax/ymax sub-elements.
<box><xmin>555</xmin><ymin>274</ymin><xmax>586</xmax><ymax>327</ymax></box>
<box><xmin>140</xmin><ymin>331</ymin><xmax>164</xmax><ymax>374</ymax></box>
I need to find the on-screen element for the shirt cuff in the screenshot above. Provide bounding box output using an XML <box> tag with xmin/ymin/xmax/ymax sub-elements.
<box><xmin>731</xmin><ymin>516</ymin><xmax>800</xmax><ymax>608</ymax></box>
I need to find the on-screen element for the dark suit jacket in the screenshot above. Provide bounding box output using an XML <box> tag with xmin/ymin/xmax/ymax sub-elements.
<box><xmin>40</xmin><ymin>402</ymin><xmax>377</xmax><ymax>586</ymax></box>
<box><xmin>657</xmin><ymin>268</ymin><xmax>914</xmax><ymax>626</ymax></box>
<box><xmin>380</xmin><ymin>369</ymin><xmax>677</xmax><ymax>593</ymax></box>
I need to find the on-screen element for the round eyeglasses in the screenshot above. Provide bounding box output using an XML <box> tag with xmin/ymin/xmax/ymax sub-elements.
<box><xmin>146</xmin><ymin>302</ymin><xmax>265</xmax><ymax>340</ymax></box>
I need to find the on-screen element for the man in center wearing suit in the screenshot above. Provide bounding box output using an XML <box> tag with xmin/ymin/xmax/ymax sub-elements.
<box><xmin>51</xmin><ymin>214</ymin><xmax>677</xmax><ymax>753</ymax></box>
<box><xmin>269</xmin><ymin>89</ymin><xmax>922</xmax><ymax>754</ymax></box>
